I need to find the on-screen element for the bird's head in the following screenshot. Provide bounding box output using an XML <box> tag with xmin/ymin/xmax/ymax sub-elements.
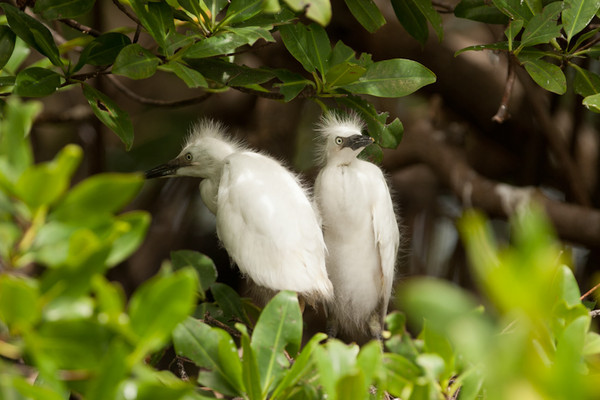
<box><xmin>316</xmin><ymin>113</ymin><xmax>374</xmax><ymax>165</ymax></box>
<box><xmin>145</xmin><ymin>119</ymin><xmax>240</xmax><ymax>180</ymax></box>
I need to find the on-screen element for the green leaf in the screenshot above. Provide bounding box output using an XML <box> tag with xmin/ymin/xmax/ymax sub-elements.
<box><xmin>557</xmin><ymin>265</ymin><xmax>581</xmax><ymax>307</ymax></box>
<box><xmin>211</xmin><ymin>282</ymin><xmax>250</xmax><ymax>325</ymax></box>
<box><xmin>106</xmin><ymin>211</ymin><xmax>151</xmax><ymax>267</ymax></box>
<box><xmin>14</xmin><ymin>67</ymin><xmax>61</xmax><ymax>97</ymax></box>
<box><xmin>344</xmin><ymin>0</ymin><xmax>386</xmax><ymax>33</ymax></box>
<box><xmin>251</xmin><ymin>291</ymin><xmax>303</xmax><ymax>394</ymax></box>
<box><xmin>391</xmin><ymin>0</ymin><xmax>429</xmax><ymax>45</ymax></box>
<box><xmin>562</xmin><ymin>0</ymin><xmax>600</xmax><ymax>43</ymax></box>
<box><xmin>15</xmin><ymin>144</ymin><xmax>82</xmax><ymax>210</ymax></box>
<box><xmin>34</xmin><ymin>0</ymin><xmax>95</xmax><ymax>19</ymax></box>
<box><xmin>279</xmin><ymin>23</ymin><xmax>331</xmax><ymax>75</ymax></box>
<box><xmin>129</xmin><ymin>268</ymin><xmax>198</xmax><ymax>356</ymax></box>
<box><xmin>82</xmin><ymin>84</ymin><xmax>134</xmax><ymax>150</ymax></box>
<box><xmin>522</xmin><ymin>58</ymin><xmax>566</xmax><ymax>94</ymax></box>
<box><xmin>1</xmin><ymin>3</ymin><xmax>63</xmax><ymax>67</ymax></box>
<box><xmin>341</xmin><ymin>58</ymin><xmax>436</xmax><ymax>97</ymax></box>
<box><xmin>237</xmin><ymin>324</ymin><xmax>262</xmax><ymax>400</ymax></box>
<box><xmin>491</xmin><ymin>0</ymin><xmax>535</xmax><ymax>21</ymax></box>
<box><xmin>412</xmin><ymin>0</ymin><xmax>443</xmax><ymax>41</ymax></box>
<box><xmin>224</xmin><ymin>0</ymin><xmax>263</xmax><ymax>25</ymax></box>
<box><xmin>50</xmin><ymin>173</ymin><xmax>143</xmax><ymax>222</ymax></box>
<box><xmin>159</xmin><ymin>61</ymin><xmax>208</xmax><ymax>88</ymax></box>
<box><xmin>270</xmin><ymin>332</ymin><xmax>328</xmax><ymax>398</ymax></box>
<box><xmin>76</xmin><ymin>32</ymin><xmax>131</xmax><ymax>71</ymax></box>
<box><xmin>0</xmin><ymin>76</ymin><xmax>16</xmax><ymax>88</ymax></box>
<box><xmin>185</xmin><ymin>58</ymin><xmax>275</xmax><ymax>86</ymax></box>
<box><xmin>357</xmin><ymin>340</ymin><xmax>383</xmax><ymax>387</ymax></box>
<box><xmin>0</xmin><ymin>275</ymin><xmax>40</xmax><ymax>331</ymax></box>
<box><xmin>129</xmin><ymin>0</ymin><xmax>173</xmax><ymax>53</ymax></box>
<box><xmin>185</xmin><ymin>32</ymin><xmax>254</xmax><ymax>58</ymax></box>
<box><xmin>454</xmin><ymin>0</ymin><xmax>509</xmax><ymax>24</ymax></box>
<box><xmin>0</xmin><ymin>26</ymin><xmax>16</xmax><ymax>70</ymax></box>
<box><xmin>583</xmin><ymin>92</ymin><xmax>600</xmax><ymax>112</ymax></box>
<box><xmin>283</xmin><ymin>0</ymin><xmax>332</xmax><ymax>25</ymax></box>
<box><xmin>519</xmin><ymin>2</ymin><xmax>563</xmax><ymax>48</ymax></box>
<box><xmin>421</xmin><ymin>321</ymin><xmax>455</xmax><ymax>380</ymax></box>
<box><xmin>171</xmin><ymin>250</ymin><xmax>217</xmax><ymax>300</ymax></box>
<box><xmin>325</xmin><ymin>62</ymin><xmax>366</xmax><ymax>88</ymax></box>
<box><xmin>112</xmin><ymin>44</ymin><xmax>160</xmax><ymax>80</ymax></box>
<box><xmin>173</xmin><ymin>317</ymin><xmax>241</xmax><ymax>396</ymax></box>
<box><xmin>454</xmin><ymin>41</ymin><xmax>510</xmax><ymax>56</ymax></box>
<box><xmin>505</xmin><ymin>19</ymin><xmax>524</xmax><ymax>51</ymax></box>
<box><xmin>273</xmin><ymin>69</ymin><xmax>313</xmax><ymax>101</ymax></box>
<box><xmin>85</xmin><ymin>340</ymin><xmax>130</xmax><ymax>400</ymax></box>
<box><xmin>314</xmin><ymin>339</ymin><xmax>360</xmax><ymax>398</ymax></box>
<box><xmin>0</xmin><ymin>97</ymin><xmax>40</xmax><ymax>180</ymax></box>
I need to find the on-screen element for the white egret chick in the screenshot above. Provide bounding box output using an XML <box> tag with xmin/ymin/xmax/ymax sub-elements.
<box><xmin>314</xmin><ymin>113</ymin><xmax>400</xmax><ymax>343</ymax></box>
<box><xmin>145</xmin><ymin>120</ymin><xmax>333</xmax><ymax>305</ymax></box>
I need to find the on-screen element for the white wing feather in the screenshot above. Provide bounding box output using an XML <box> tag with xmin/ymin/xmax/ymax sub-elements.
<box><xmin>216</xmin><ymin>151</ymin><xmax>332</xmax><ymax>301</ymax></box>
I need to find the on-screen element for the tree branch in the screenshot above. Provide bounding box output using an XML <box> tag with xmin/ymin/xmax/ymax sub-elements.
<box><xmin>492</xmin><ymin>55</ymin><xmax>516</xmax><ymax>123</ymax></box>
<box><xmin>59</xmin><ymin>19</ymin><xmax>101</xmax><ymax>37</ymax></box>
<box><xmin>384</xmin><ymin>119</ymin><xmax>600</xmax><ymax>248</ymax></box>
<box><xmin>111</xmin><ymin>0</ymin><xmax>141</xmax><ymax>24</ymax></box>
<box><xmin>105</xmin><ymin>75</ymin><xmax>212</xmax><ymax>107</ymax></box>
<box><xmin>516</xmin><ymin>69</ymin><xmax>592</xmax><ymax>207</ymax></box>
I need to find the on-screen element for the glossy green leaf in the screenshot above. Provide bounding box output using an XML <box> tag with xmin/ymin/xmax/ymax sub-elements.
<box><xmin>82</xmin><ymin>84</ymin><xmax>134</xmax><ymax>150</ymax></box>
<box><xmin>15</xmin><ymin>144</ymin><xmax>82</xmax><ymax>210</ymax></box>
<box><xmin>391</xmin><ymin>0</ymin><xmax>428</xmax><ymax>44</ymax></box>
<box><xmin>0</xmin><ymin>275</ymin><xmax>40</xmax><ymax>331</ymax></box>
<box><xmin>185</xmin><ymin>58</ymin><xmax>275</xmax><ymax>86</ymax></box>
<box><xmin>519</xmin><ymin>2</ymin><xmax>563</xmax><ymax>48</ymax></box>
<box><xmin>13</xmin><ymin>68</ymin><xmax>61</xmax><ymax>97</ymax></box>
<box><xmin>224</xmin><ymin>0</ymin><xmax>263</xmax><ymax>25</ymax></box>
<box><xmin>505</xmin><ymin>19</ymin><xmax>524</xmax><ymax>51</ymax></box>
<box><xmin>51</xmin><ymin>173</ymin><xmax>143</xmax><ymax>222</ymax></box>
<box><xmin>251</xmin><ymin>291</ymin><xmax>302</xmax><ymax>393</ymax></box>
<box><xmin>171</xmin><ymin>250</ymin><xmax>217</xmax><ymax>300</ymax></box>
<box><xmin>1</xmin><ymin>3</ymin><xmax>63</xmax><ymax>67</ymax></box>
<box><xmin>491</xmin><ymin>0</ymin><xmax>534</xmax><ymax>21</ymax></box>
<box><xmin>178</xmin><ymin>0</ymin><xmax>211</xmax><ymax>23</ymax></box>
<box><xmin>129</xmin><ymin>268</ymin><xmax>198</xmax><ymax>356</ymax></box>
<box><xmin>329</xmin><ymin>40</ymin><xmax>357</xmax><ymax>67</ymax></box>
<box><xmin>173</xmin><ymin>317</ymin><xmax>241</xmax><ymax>396</ymax></box>
<box><xmin>270</xmin><ymin>332</ymin><xmax>328</xmax><ymax>398</ymax></box>
<box><xmin>237</xmin><ymin>324</ymin><xmax>262</xmax><ymax>400</ymax></box>
<box><xmin>159</xmin><ymin>61</ymin><xmax>208</xmax><ymax>88</ymax></box>
<box><xmin>344</xmin><ymin>0</ymin><xmax>386</xmax><ymax>33</ymax></box>
<box><xmin>325</xmin><ymin>62</ymin><xmax>366</xmax><ymax>87</ymax></box>
<box><xmin>341</xmin><ymin>58</ymin><xmax>435</xmax><ymax>97</ymax></box>
<box><xmin>0</xmin><ymin>26</ymin><xmax>16</xmax><ymax>70</ymax></box>
<box><xmin>314</xmin><ymin>339</ymin><xmax>360</xmax><ymax>398</ymax></box>
<box><xmin>284</xmin><ymin>0</ymin><xmax>332</xmax><ymax>25</ymax></box>
<box><xmin>454</xmin><ymin>0</ymin><xmax>509</xmax><ymax>23</ymax></box>
<box><xmin>522</xmin><ymin>58</ymin><xmax>566</xmax><ymax>94</ymax></box>
<box><xmin>106</xmin><ymin>211</ymin><xmax>151</xmax><ymax>267</ymax></box>
<box><xmin>583</xmin><ymin>92</ymin><xmax>600</xmax><ymax>112</ymax></box>
<box><xmin>279</xmin><ymin>23</ymin><xmax>330</xmax><ymax>75</ymax></box>
<box><xmin>112</xmin><ymin>44</ymin><xmax>160</xmax><ymax>80</ymax></box>
<box><xmin>34</xmin><ymin>0</ymin><xmax>95</xmax><ymax>19</ymax></box>
<box><xmin>413</xmin><ymin>0</ymin><xmax>443</xmax><ymax>41</ymax></box>
<box><xmin>129</xmin><ymin>0</ymin><xmax>173</xmax><ymax>52</ymax></box>
<box><xmin>185</xmin><ymin>32</ymin><xmax>253</xmax><ymax>58</ymax></box>
<box><xmin>273</xmin><ymin>69</ymin><xmax>313</xmax><ymax>101</ymax></box>
<box><xmin>562</xmin><ymin>0</ymin><xmax>600</xmax><ymax>43</ymax></box>
<box><xmin>76</xmin><ymin>32</ymin><xmax>131</xmax><ymax>70</ymax></box>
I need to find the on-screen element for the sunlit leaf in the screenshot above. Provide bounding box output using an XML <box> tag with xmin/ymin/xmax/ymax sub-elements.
<box><xmin>522</xmin><ymin>58</ymin><xmax>566</xmax><ymax>94</ymax></box>
<box><xmin>519</xmin><ymin>2</ymin><xmax>563</xmax><ymax>48</ymax></box>
<box><xmin>279</xmin><ymin>23</ymin><xmax>330</xmax><ymax>75</ymax></box>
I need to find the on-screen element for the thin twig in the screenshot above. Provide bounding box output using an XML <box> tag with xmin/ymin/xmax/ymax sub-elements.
<box><xmin>492</xmin><ymin>55</ymin><xmax>516</xmax><ymax>123</ymax></box>
<box><xmin>59</xmin><ymin>19</ymin><xmax>101</xmax><ymax>37</ymax></box>
<box><xmin>111</xmin><ymin>0</ymin><xmax>141</xmax><ymax>24</ymax></box>
<box><xmin>133</xmin><ymin>24</ymin><xmax>142</xmax><ymax>44</ymax></box>
<box><xmin>105</xmin><ymin>75</ymin><xmax>212</xmax><ymax>107</ymax></box>
<box><xmin>581</xmin><ymin>281</ymin><xmax>600</xmax><ymax>301</ymax></box>
<box><xmin>202</xmin><ymin>312</ymin><xmax>242</xmax><ymax>338</ymax></box>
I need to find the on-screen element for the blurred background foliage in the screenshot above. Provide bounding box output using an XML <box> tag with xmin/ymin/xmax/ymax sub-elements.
<box><xmin>2</xmin><ymin>0</ymin><xmax>600</xmax><ymax>398</ymax></box>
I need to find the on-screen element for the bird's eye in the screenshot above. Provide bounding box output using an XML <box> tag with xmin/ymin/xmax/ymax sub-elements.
<box><xmin>335</xmin><ymin>137</ymin><xmax>343</xmax><ymax>145</ymax></box>
<box><xmin>185</xmin><ymin>153</ymin><xmax>193</xmax><ymax>161</ymax></box>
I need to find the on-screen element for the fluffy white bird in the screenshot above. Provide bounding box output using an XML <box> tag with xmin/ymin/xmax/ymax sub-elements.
<box><xmin>314</xmin><ymin>113</ymin><xmax>400</xmax><ymax>343</ymax></box>
<box><xmin>145</xmin><ymin>120</ymin><xmax>333</xmax><ymax>305</ymax></box>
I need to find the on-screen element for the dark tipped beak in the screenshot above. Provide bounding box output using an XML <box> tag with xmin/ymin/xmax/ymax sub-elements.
<box><xmin>144</xmin><ymin>159</ymin><xmax>181</xmax><ymax>179</ymax></box>
<box><xmin>345</xmin><ymin>134</ymin><xmax>374</xmax><ymax>150</ymax></box>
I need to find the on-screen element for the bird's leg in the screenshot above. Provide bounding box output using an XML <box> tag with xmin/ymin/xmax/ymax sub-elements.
<box><xmin>368</xmin><ymin>312</ymin><xmax>384</xmax><ymax>341</ymax></box>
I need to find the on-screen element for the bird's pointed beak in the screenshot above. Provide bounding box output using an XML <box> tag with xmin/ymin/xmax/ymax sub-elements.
<box><xmin>144</xmin><ymin>158</ymin><xmax>182</xmax><ymax>179</ymax></box>
<box><xmin>344</xmin><ymin>134</ymin><xmax>374</xmax><ymax>150</ymax></box>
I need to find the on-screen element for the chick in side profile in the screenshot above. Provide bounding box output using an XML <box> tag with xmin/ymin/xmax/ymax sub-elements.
<box><xmin>314</xmin><ymin>113</ymin><xmax>400</xmax><ymax>343</ymax></box>
<box><xmin>145</xmin><ymin>120</ymin><xmax>333</xmax><ymax>306</ymax></box>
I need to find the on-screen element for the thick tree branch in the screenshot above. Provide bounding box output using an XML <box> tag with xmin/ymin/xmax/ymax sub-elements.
<box><xmin>384</xmin><ymin>120</ymin><xmax>600</xmax><ymax>248</ymax></box>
